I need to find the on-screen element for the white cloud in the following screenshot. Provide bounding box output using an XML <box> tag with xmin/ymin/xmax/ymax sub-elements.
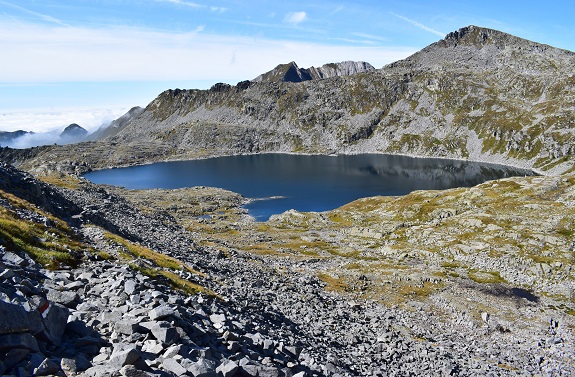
<box><xmin>0</xmin><ymin>21</ymin><xmax>415</xmax><ymax>83</ymax></box>
<box><xmin>329</xmin><ymin>5</ymin><xmax>345</xmax><ymax>16</ymax></box>
<box><xmin>284</xmin><ymin>11</ymin><xmax>307</xmax><ymax>25</ymax></box>
<box><xmin>390</xmin><ymin>12</ymin><xmax>445</xmax><ymax>38</ymax></box>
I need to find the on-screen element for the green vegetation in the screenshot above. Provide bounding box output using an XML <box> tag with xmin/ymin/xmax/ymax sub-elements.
<box><xmin>129</xmin><ymin>263</ymin><xmax>207</xmax><ymax>295</ymax></box>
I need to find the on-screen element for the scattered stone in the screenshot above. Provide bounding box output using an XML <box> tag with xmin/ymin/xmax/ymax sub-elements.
<box><xmin>47</xmin><ymin>289</ymin><xmax>79</xmax><ymax>308</ymax></box>
<box><xmin>162</xmin><ymin>358</ymin><xmax>188</xmax><ymax>376</ymax></box>
<box><xmin>0</xmin><ymin>333</ymin><xmax>39</xmax><ymax>352</ymax></box>
<box><xmin>109</xmin><ymin>347</ymin><xmax>141</xmax><ymax>368</ymax></box>
<box><xmin>2</xmin><ymin>251</ymin><xmax>26</xmax><ymax>266</ymax></box>
<box><xmin>0</xmin><ymin>300</ymin><xmax>33</xmax><ymax>334</ymax></box>
<box><xmin>216</xmin><ymin>360</ymin><xmax>239</xmax><ymax>377</ymax></box>
<box><xmin>124</xmin><ymin>279</ymin><xmax>137</xmax><ymax>295</ymax></box>
<box><xmin>33</xmin><ymin>357</ymin><xmax>60</xmax><ymax>376</ymax></box>
<box><xmin>151</xmin><ymin>321</ymin><xmax>180</xmax><ymax>345</ymax></box>
<box><xmin>121</xmin><ymin>365</ymin><xmax>155</xmax><ymax>377</ymax></box>
<box><xmin>188</xmin><ymin>357</ymin><xmax>217</xmax><ymax>377</ymax></box>
<box><xmin>41</xmin><ymin>302</ymin><xmax>69</xmax><ymax>345</ymax></box>
<box><xmin>149</xmin><ymin>305</ymin><xmax>175</xmax><ymax>321</ymax></box>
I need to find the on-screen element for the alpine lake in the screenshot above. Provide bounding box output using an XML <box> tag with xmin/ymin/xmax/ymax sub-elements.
<box><xmin>83</xmin><ymin>153</ymin><xmax>535</xmax><ymax>221</ymax></box>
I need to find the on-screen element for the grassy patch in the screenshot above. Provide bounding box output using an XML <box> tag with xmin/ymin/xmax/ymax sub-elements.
<box><xmin>468</xmin><ymin>270</ymin><xmax>506</xmax><ymax>284</ymax></box>
<box><xmin>318</xmin><ymin>272</ymin><xmax>349</xmax><ymax>292</ymax></box>
<box><xmin>104</xmin><ymin>231</ymin><xmax>218</xmax><ymax>296</ymax></box>
<box><xmin>0</xmin><ymin>190</ymin><xmax>85</xmax><ymax>269</ymax></box>
<box><xmin>97</xmin><ymin>251</ymin><xmax>113</xmax><ymax>260</ymax></box>
<box><xmin>498</xmin><ymin>364</ymin><xmax>518</xmax><ymax>371</ymax></box>
<box><xmin>441</xmin><ymin>261</ymin><xmax>462</xmax><ymax>269</ymax></box>
<box><xmin>104</xmin><ymin>231</ymin><xmax>203</xmax><ymax>276</ymax></box>
<box><xmin>38</xmin><ymin>174</ymin><xmax>81</xmax><ymax>190</ymax></box>
<box><xmin>397</xmin><ymin>282</ymin><xmax>442</xmax><ymax>299</ymax></box>
<box><xmin>159</xmin><ymin>270</ymin><xmax>211</xmax><ymax>295</ymax></box>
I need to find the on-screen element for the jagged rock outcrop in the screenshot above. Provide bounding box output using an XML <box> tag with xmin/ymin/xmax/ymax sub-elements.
<box><xmin>253</xmin><ymin>61</ymin><xmax>376</xmax><ymax>83</ymax></box>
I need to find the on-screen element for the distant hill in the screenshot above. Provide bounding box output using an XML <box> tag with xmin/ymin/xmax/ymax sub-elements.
<box><xmin>60</xmin><ymin>124</ymin><xmax>88</xmax><ymax>139</ymax></box>
<box><xmin>0</xmin><ymin>130</ymin><xmax>33</xmax><ymax>146</ymax></box>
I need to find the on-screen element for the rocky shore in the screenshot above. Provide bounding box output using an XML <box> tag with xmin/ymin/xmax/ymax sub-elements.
<box><xmin>1</xmin><ymin>162</ymin><xmax>574</xmax><ymax>376</ymax></box>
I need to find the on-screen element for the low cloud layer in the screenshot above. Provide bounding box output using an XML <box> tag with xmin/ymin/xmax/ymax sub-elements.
<box><xmin>0</xmin><ymin>107</ymin><xmax>129</xmax><ymax>133</ymax></box>
<box><xmin>0</xmin><ymin>106</ymin><xmax>128</xmax><ymax>148</ymax></box>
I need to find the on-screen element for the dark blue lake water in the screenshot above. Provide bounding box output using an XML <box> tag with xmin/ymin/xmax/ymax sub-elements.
<box><xmin>83</xmin><ymin>154</ymin><xmax>534</xmax><ymax>221</ymax></box>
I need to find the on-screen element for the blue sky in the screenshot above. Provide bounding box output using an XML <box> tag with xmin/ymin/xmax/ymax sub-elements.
<box><xmin>1</xmin><ymin>0</ymin><xmax>574</xmax><ymax>132</ymax></box>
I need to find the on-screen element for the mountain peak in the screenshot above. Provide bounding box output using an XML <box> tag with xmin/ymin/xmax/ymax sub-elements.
<box><xmin>442</xmin><ymin>25</ymin><xmax>518</xmax><ymax>47</ymax></box>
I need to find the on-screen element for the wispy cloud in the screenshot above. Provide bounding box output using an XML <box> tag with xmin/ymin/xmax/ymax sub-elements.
<box><xmin>155</xmin><ymin>0</ymin><xmax>226</xmax><ymax>12</ymax></box>
<box><xmin>284</xmin><ymin>11</ymin><xmax>307</xmax><ymax>25</ymax></box>
<box><xmin>390</xmin><ymin>12</ymin><xmax>445</xmax><ymax>38</ymax></box>
<box><xmin>0</xmin><ymin>0</ymin><xmax>68</xmax><ymax>26</ymax></box>
<box><xmin>210</xmin><ymin>6</ymin><xmax>227</xmax><ymax>13</ymax></box>
<box><xmin>351</xmin><ymin>32</ymin><xmax>389</xmax><ymax>43</ymax></box>
<box><xmin>329</xmin><ymin>5</ymin><xmax>345</xmax><ymax>16</ymax></box>
<box><xmin>156</xmin><ymin>0</ymin><xmax>203</xmax><ymax>8</ymax></box>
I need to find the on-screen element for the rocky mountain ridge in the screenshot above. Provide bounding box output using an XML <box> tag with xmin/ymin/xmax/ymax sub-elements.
<box><xmin>253</xmin><ymin>61</ymin><xmax>376</xmax><ymax>83</ymax></box>
<box><xmin>86</xmin><ymin>107</ymin><xmax>144</xmax><ymax>142</ymax></box>
<box><xmin>0</xmin><ymin>130</ymin><xmax>33</xmax><ymax>145</ymax></box>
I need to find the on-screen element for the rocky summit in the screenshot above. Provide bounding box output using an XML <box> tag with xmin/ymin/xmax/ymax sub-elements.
<box><xmin>0</xmin><ymin>24</ymin><xmax>575</xmax><ymax>376</ymax></box>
